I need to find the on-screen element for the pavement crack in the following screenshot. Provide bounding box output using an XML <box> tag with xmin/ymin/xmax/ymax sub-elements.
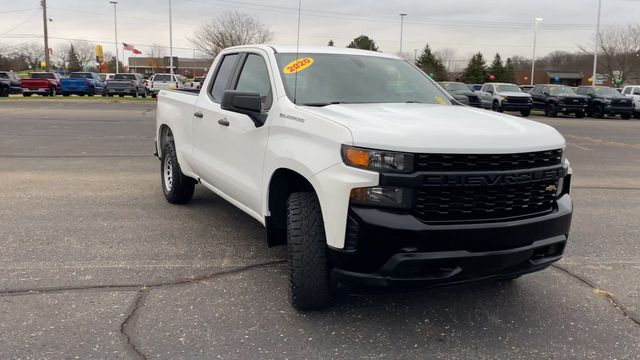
<box><xmin>0</xmin><ymin>259</ymin><xmax>286</xmax><ymax>296</ymax></box>
<box><xmin>120</xmin><ymin>288</ymin><xmax>149</xmax><ymax>360</ymax></box>
<box><xmin>552</xmin><ymin>264</ymin><xmax>640</xmax><ymax>326</ymax></box>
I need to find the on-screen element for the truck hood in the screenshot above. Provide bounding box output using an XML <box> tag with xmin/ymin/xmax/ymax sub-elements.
<box><xmin>300</xmin><ymin>103</ymin><xmax>565</xmax><ymax>153</ymax></box>
<box><xmin>496</xmin><ymin>91</ymin><xmax>530</xmax><ymax>98</ymax></box>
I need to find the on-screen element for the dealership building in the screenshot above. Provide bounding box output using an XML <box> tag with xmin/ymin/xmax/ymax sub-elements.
<box><xmin>127</xmin><ymin>56</ymin><xmax>211</xmax><ymax>77</ymax></box>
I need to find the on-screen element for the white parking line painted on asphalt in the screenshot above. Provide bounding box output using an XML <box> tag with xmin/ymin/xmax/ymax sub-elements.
<box><xmin>568</xmin><ymin>143</ymin><xmax>594</xmax><ymax>151</ymax></box>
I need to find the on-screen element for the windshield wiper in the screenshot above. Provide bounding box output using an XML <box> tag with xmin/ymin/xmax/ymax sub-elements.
<box><xmin>299</xmin><ymin>101</ymin><xmax>348</xmax><ymax>107</ymax></box>
<box><xmin>405</xmin><ymin>100</ymin><xmax>423</xmax><ymax>103</ymax></box>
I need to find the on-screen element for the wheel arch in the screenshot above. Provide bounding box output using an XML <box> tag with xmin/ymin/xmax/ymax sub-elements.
<box><xmin>157</xmin><ymin>124</ymin><xmax>174</xmax><ymax>159</ymax></box>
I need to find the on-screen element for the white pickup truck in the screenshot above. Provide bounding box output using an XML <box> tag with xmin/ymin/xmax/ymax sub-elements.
<box><xmin>155</xmin><ymin>45</ymin><xmax>573</xmax><ymax>310</ymax></box>
<box><xmin>622</xmin><ymin>85</ymin><xmax>640</xmax><ymax>118</ymax></box>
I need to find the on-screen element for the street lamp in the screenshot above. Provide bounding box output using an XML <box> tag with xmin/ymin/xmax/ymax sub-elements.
<box><xmin>530</xmin><ymin>17</ymin><xmax>543</xmax><ymax>86</ymax></box>
<box><xmin>109</xmin><ymin>1</ymin><xmax>119</xmax><ymax>74</ymax></box>
<box><xmin>399</xmin><ymin>13</ymin><xmax>407</xmax><ymax>54</ymax></box>
<box><xmin>591</xmin><ymin>0</ymin><xmax>602</xmax><ymax>87</ymax></box>
<box><xmin>169</xmin><ymin>0</ymin><xmax>174</xmax><ymax>76</ymax></box>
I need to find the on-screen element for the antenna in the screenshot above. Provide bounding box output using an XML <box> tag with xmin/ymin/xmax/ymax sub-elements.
<box><xmin>293</xmin><ymin>0</ymin><xmax>301</xmax><ymax>105</ymax></box>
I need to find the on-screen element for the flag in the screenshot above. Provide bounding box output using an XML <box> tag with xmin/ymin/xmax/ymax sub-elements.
<box><xmin>123</xmin><ymin>43</ymin><xmax>142</xmax><ymax>54</ymax></box>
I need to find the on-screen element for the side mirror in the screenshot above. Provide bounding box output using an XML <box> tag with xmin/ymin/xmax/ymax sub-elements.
<box><xmin>543</xmin><ymin>91</ymin><xmax>549</xmax><ymax>96</ymax></box>
<box><xmin>221</xmin><ymin>90</ymin><xmax>266</xmax><ymax>126</ymax></box>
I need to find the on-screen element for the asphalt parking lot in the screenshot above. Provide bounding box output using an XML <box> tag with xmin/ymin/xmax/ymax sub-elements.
<box><xmin>1</xmin><ymin>100</ymin><xmax>639</xmax><ymax>359</ymax></box>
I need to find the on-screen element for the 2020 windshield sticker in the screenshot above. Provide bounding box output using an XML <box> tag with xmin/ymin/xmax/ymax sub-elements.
<box><xmin>434</xmin><ymin>96</ymin><xmax>448</xmax><ymax>106</ymax></box>
<box><xmin>283</xmin><ymin>57</ymin><xmax>314</xmax><ymax>74</ymax></box>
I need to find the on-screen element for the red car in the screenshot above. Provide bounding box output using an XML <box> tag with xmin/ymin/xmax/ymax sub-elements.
<box><xmin>21</xmin><ymin>72</ymin><xmax>62</xmax><ymax>97</ymax></box>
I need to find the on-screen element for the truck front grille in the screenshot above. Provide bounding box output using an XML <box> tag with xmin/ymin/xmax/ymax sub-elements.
<box><xmin>411</xmin><ymin>149</ymin><xmax>563</xmax><ymax>224</ymax></box>
<box><xmin>415</xmin><ymin>149</ymin><xmax>562</xmax><ymax>172</ymax></box>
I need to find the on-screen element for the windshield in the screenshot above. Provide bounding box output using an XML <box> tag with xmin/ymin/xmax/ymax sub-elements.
<box><xmin>275</xmin><ymin>53</ymin><xmax>452</xmax><ymax>106</ymax></box>
<box><xmin>495</xmin><ymin>84</ymin><xmax>522</xmax><ymax>92</ymax></box>
<box><xmin>549</xmin><ymin>86</ymin><xmax>577</xmax><ymax>95</ymax></box>
<box><xmin>70</xmin><ymin>73</ymin><xmax>91</xmax><ymax>79</ymax></box>
<box><xmin>154</xmin><ymin>74</ymin><xmax>172</xmax><ymax>82</ymax></box>
<box><xmin>0</xmin><ymin>73</ymin><xmax>7</xmax><ymax>79</ymax></box>
<box><xmin>442</xmin><ymin>82</ymin><xmax>469</xmax><ymax>92</ymax></box>
<box><xmin>595</xmin><ymin>87</ymin><xmax>620</xmax><ymax>96</ymax></box>
<box><xmin>31</xmin><ymin>73</ymin><xmax>54</xmax><ymax>79</ymax></box>
<box><xmin>114</xmin><ymin>74</ymin><xmax>137</xmax><ymax>80</ymax></box>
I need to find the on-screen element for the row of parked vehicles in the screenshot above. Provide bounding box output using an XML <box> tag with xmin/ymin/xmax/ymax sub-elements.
<box><xmin>0</xmin><ymin>70</ymin><xmax>204</xmax><ymax>99</ymax></box>
<box><xmin>439</xmin><ymin>81</ymin><xmax>640</xmax><ymax>119</ymax></box>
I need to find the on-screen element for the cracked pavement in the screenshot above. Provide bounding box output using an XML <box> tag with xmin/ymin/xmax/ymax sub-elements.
<box><xmin>0</xmin><ymin>100</ymin><xmax>639</xmax><ymax>359</ymax></box>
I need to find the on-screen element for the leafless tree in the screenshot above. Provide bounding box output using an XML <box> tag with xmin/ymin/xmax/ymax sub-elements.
<box><xmin>189</xmin><ymin>11</ymin><xmax>273</xmax><ymax>58</ymax></box>
<box><xmin>581</xmin><ymin>25</ymin><xmax>640</xmax><ymax>83</ymax></box>
<box><xmin>71</xmin><ymin>40</ymin><xmax>96</xmax><ymax>69</ymax></box>
<box><xmin>146</xmin><ymin>43</ymin><xmax>166</xmax><ymax>72</ymax></box>
<box><xmin>53</xmin><ymin>43</ymin><xmax>71</xmax><ymax>71</ymax></box>
<box><xmin>11</xmin><ymin>42</ymin><xmax>44</xmax><ymax>69</ymax></box>
<box><xmin>435</xmin><ymin>47</ymin><xmax>458</xmax><ymax>72</ymax></box>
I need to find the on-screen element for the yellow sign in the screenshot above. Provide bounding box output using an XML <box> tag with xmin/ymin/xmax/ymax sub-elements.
<box><xmin>283</xmin><ymin>57</ymin><xmax>314</xmax><ymax>74</ymax></box>
<box><xmin>40</xmin><ymin>61</ymin><xmax>46</xmax><ymax>68</ymax></box>
<box><xmin>95</xmin><ymin>44</ymin><xmax>104</xmax><ymax>63</ymax></box>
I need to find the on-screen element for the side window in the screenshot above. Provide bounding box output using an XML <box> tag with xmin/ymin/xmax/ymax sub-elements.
<box><xmin>481</xmin><ymin>84</ymin><xmax>489</xmax><ymax>92</ymax></box>
<box><xmin>210</xmin><ymin>53</ymin><xmax>240</xmax><ymax>102</ymax></box>
<box><xmin>622</xmin><ymin>87</ymin><xmax>630</xmax><ymax>95</ymax></box>
<box><xmin>235</xmin><ymin>54</ymin><xmax>273</xmax><ymax>110</ymax></box>
<box><xmin>634</xmin><ymin>87</ymin><xmax>640</xmax><ymax>95</ymax></box>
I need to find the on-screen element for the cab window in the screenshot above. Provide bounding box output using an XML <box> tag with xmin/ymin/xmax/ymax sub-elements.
<box><xmin>210</xmin><ymin>53</ymin><xmax>240</xmax><ymax>102</ymax></box>
<box><xmin>235</xmin><ymin>54</ymin><xmax>273</xmax><ymax>110</ymax></box>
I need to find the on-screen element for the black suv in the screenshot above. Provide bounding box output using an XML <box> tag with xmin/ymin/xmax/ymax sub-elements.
<box><xmin>0</xmin><ymin>71</ymin><xmax>22</xmax><ymax>97</ymax></box>
<box><xmin>575</xmin><ymin>86</ymin><xmax>634</xmax><ymax>119</ymax></box>
<box><xmin>530</xmin><ymin>84</ymin><xmax>588</xmax><ymax>118</ymax></box>
<box><xmin>439</xmin><ymin>81</ymin><xmax>481</xmax><ymax>107</ymax></box>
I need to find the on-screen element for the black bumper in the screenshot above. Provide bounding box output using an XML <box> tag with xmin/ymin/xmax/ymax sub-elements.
<box><xmin>330</xmin><ymin>195</ymin><xmax>572</xmax><ymax>288</ymax></box>
<box><xmin>557</xmin><ymin>104</ymin><xmax>587</xmax><ymax>113</ymax></box>
<box><xmin>502</xmin><ymin>103</ymin><xmax>532</xmax><ymax>111</ymax></box>
<box><xmin>604</xmin><ymin>105</ymin><xmax>633</xmax><ymax>115</ymax></box>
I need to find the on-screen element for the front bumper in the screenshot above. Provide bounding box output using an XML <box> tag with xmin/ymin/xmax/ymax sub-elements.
<box><xmin>502</xmin><ymin>102</ymin><xmax>532</xmax><ymax>111</ymax></box>
<box><xmin>331</xmin><ymin>194</ymin><xmax>572</xmax><ymax>288</ymax></box>
<box><xmin>603</xmin><ymin>105</ymin><xmax>633</xmax><ymax>115</ymax></box>
<box><xmin>557</xmin><ymin>103</ymin><xmax>587</xmax><ymax>113</ymax></box>
<box><xmin>107</xmin><ymin>88</ymin><xmax>136</xmax><ymax>94</ymax></box>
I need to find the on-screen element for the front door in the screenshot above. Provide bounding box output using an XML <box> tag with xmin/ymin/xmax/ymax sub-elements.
<box><xmin>192</xmin><ymin>51</ymin><xmax>274</xmax><ymax>215</ymax></box>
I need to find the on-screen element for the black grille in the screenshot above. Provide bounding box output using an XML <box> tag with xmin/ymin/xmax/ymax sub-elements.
<box><xmin>415</xmin><ymin>149</ymin><xmax>562</xmax><ymax>172</ymax></box>
<box><xmin>413</xmin><ymin>181</ymin><xmax>557</xmax><ymax>224</ymax></box>
<box><xmin>505</xmin><ymin>97</ymin><xmax>530</xmax><ymax>104</ymax></box>
<box><xmin>611</xmin><ymin>99</ymin><xmax>632</xmax><ymax>107</ymax></box>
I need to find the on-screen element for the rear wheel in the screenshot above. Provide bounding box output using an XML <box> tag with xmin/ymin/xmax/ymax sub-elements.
<box><xmin>133</xmin><ymin>88</ymin><xmax>139</xmax><ymax>98</ymax></box>
<box><xmin>287</xmin><ymin>192</ymin><xmax>332</xmax><ymax>310</ymax></box>
<box><xmin>492</xmin><ymin>101</ymin><xmax>503</xmax><ymax>113</ymax></box>
<box><xmin>520</xmin><ymin>109</ymin><xmax>531</xmax><ymax>117</ymax></box>
<box><xmin>545</xmin><ymin>103</ymin><xmax>558</xmax><ymax>117</ymax></box>
<box><xmin>161</xmin><ymin>142</ymin><xmax>195</xmax><ymax>204</ymax></box>
<box><xmin>621</xmin><ymin>113</ymin><xmax>631</xmax><ymax>120</ymax></box>
<box><xmin>87</xmin><ymin>87</ymin><xmax>95</xmax><ymax>97</ymax></box>
<box><xmin>575</xmin><ymin>111</ymin><xmax>585</xmax><ymax>118</ymax></box>
<box><xmin>23</xmin><ymin>93</ymin><xmax>32</xmax><ymax>97</ymax></box>
<box><xmin>151</xmin><ymin>93</ymin><xmax>157</xmax><ymax>99</ymax></box>
<box><xmin>0</xmin><ymin>87</ymin><xmax>9</xmax><ymax>97</ymax></box>
<box><xmin>62</xmin><ymin>92</ymin><xmax>69</xmax><ymax>97</ymax></box>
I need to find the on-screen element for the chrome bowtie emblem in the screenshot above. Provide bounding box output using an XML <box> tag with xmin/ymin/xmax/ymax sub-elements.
<box><xmin>546</xmin><ymin>185</ymin><xmax>557</xmax><ymax>192</ymax></box>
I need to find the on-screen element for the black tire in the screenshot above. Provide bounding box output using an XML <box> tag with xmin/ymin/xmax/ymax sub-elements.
<box><xmin>634</xmin><ymin>112</ymin><xmax>640</xmax><ymax>119</ymax></box>
<box><xmin>0</xmin><ymin>87</ymin><xmax>9</xmax><ymax>97</ymax></box>
<box><xmin>161</xmin><ymin>142</ymin><xmax>195</xmax><ymax>204</ymax></box>
<box><xmin>575</xmin><ymin>111</ymin><xmax>585</xmax><ymax>119</ymax></box>
<box><xmin>23</xmin><ymin>93</ymin><xmax>32</xmax><ymax>97</ymax></box>
<box><xmin>133</xmin><ymin>88</ymin><xmax>139</xmax><ymax>98</ymax></box>
<box><xmin>88</xmin><ymin>87</ymin><xmax>95</xmax><ymax>97</ymax></box>
<box><xmin>592</xmin><ymin>104</ymin><xmax>604</xmax><ymax>118</ymax></box>
<box><xmin>108</xmin><ymin>94</ymin><xmax>114</xmax><ymax>97</ymax></box>
<box><xmin>621</xmin><ymin>113</ymin><xmax>631</xmax><ymax>120</ymax></box>
<box><xmin>141</xmin><ymin>89</ymin><xmax>147</xmax><ymax>98</ymax></box>
<box><xmin>151</xmin><ymin>93</ymin><xmax>157</xmax><ymax>99</ymax></box>
<box><xmin>520</xmin><ymin>109</ymin><xmax>531</xmax><ymax>117</ymax></box>
<box><xmin>287</xmin><ymin>192</ymin><xmax>332</xmax><ymax>310</ymax></box>
<box><xmin>545</xmin><ymin>102</ymin><xmax>558</xmax><ymax>117</ymax></box>
<box><xmin>118</xmin><ymin>94</ymin><xmax>124</xmax><ymax>98</ymax></box>
<box><xmin>62</xmin><ymin>92</ymin><xmax>69</xmax><ymax>97</ymax></box>
<box><xmin>492</xmin><ymin>101</ymin><xmax>503</xmax><ymax>113</ymax></box>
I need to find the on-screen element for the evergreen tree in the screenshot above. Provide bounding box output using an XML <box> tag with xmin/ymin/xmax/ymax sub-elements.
<box><xmin>105</xmin><ymin>56</ymin><xmax>123</xmax><ymax>73</ymax></box>
<box><xmin>67</xmin><ymin>44</ymin><xmax>81</xmax><ymax>72</ymax></box>
<box><xmin>461</xmin><ymin>52</ymin><xmax>487</xmax><ymax>84</ymax></box>
<box><xmin>503</xmin><ymin>58</ymin><xmax>516</xmax><ymax>83</ymax></box>
<box><xmin>489</xmin><ymin>53</ymin><xmax>505</xmax><ymax>82</ymax></box>
<box><xmin>347</xmin><ymin>35</ymin><xmax>379</xmax><ymax>51</ymax></box>
<box><xmin>415</xmin><ymin>44</ymin><xmax>447</xmax><ymax>81</ymax></box>
<box><xmin>327</xmin><ymin>39</ymin><xmax>334</xmax><ymax>46</ymax></box>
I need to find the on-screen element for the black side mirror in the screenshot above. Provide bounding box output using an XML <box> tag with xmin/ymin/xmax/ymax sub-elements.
<box><xmin>221</xmin><ymin>90</ymin><xmax>266</xmax><ymax>126</ymax></box>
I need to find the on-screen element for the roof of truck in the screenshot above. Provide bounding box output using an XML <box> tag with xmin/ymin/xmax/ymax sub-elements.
<box><xmin>225</xmin><ymin>44</ymin><xmax>401</xmax><ymax>59</ymax></box>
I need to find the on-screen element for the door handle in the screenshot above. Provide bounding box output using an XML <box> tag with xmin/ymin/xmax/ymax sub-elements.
<box><xmin>218</xmin><ymin>118</ymin><xmax>230</xmax><ymax>126</ymax></box>
<box><xmin>194</xmin><ymin>111</ymin><xmax>203</xmax><ymax>118</ymax></box>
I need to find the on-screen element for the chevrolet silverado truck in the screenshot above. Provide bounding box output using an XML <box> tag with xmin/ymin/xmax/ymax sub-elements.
<box><xmin>438</xmin><ymin>81</ymin><xmax>481</xmax><ymax>107</ymax></box>
<box><xmin>105</xmin><ymin>73</ymin><xmax>147</xmax><ymax>97</ymax></box>
<box><xmin>530</xmin><ymin>84</ymin><xmax>588</xmax><ymax>118</ymax></box>
<box><xmin>21</xmin><ymin>72</ymin><xmax>61</xmax><ymax>96</ymax></box>
<box><xmin>0</xmin><ymin>71</ymin><xmax>22</xmax><ymax>96</ymax></box>
<box><xmin>622</xmin><ymin>85</ymin><xmax>640</xmax><ymax>118</ymax></box>
<box><xmin>575</xmin><ymin>86</ymin><xmax>634</xmax><ymax>119</ymax></box>
<box><xmin>61</xmin><ymin>72</ymin><xmax>104</xmax><ymax>96</ymax></box>
<box><xmin>155</xmin><ymin>45</ymin><xmax>573</xmax><ymax>310</ymax></box>
<box><xmin>478</xmin><ymin>82</ymin><xmax>533</xmax><ymax>116</ymax></box>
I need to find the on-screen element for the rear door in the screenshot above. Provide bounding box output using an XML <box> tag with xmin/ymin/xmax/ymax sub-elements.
<box><xmin>530</xmin><ymin>85</ymin><xmax>545</xmax><ymax>110</ymax></box>
<box><xmin>479</xmin><ymin>84</ymin><xmax>493</xmax><ymax>108</ymax></box>
<box><xmin>192</xmin><ymin>51</ymin><xmax>273</xmax><ymax>216</ymax></box>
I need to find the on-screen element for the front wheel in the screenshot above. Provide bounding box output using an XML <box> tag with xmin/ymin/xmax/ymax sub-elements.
<box><xmin>133</xmin><ymin>88</ymin><xmax>139</xmax><ymax>98</ymax></box>
<box><xmin>161</xmin><ymin>142</ymin><xmax>195</xmax><ymax>204</ymax></box>
<box><xmin>0</xmin><ymin>87</ymin><xmax>9</xmax><ymax>97</ymax></box>
<box><xmin>520</xmin><ymin>109</ymin><xmax>531</xmax><ymax>117</ymax></box>
<box><xmin>545</xmin><ymin>103</ymin><xmax>558</xmax><ymax>117</ymax></box>
<box><xmin>287</xmin><ymin>192</ymin><xmax>332</xmax><ymax>310</ymax></box>
<box><xmin>621</xmin><ymin>113</ymin><xmax>631</xmax><ymax>120</ymax></box>
<box><xmin>592</xmin><ymin>104</ymin><xmax>605</xmax><ymax>118</ymax></box>
<box><xmin>492</xmin><ymin>101</ymin><xmax>503</xmax><ymax>113</ymax></box>
<box><xmin>575</xmin><ymin>111</ymin><xmax>585</xmax><ymax>118</ymax></box>
<box><xmin>23</xmin><ymin>93</ymin><xmax>32</xmax><ymax>97</ymax></box>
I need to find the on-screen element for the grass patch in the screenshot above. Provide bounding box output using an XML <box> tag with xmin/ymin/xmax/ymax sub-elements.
<box><xmin>0</xmin><ymin>95</ymin><xmax>156</xmax><ymax>103</ymax></box>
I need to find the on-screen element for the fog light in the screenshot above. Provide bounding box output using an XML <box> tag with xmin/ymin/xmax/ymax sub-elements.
<box><xmin>350</xmin><ymin>187</ymin><xmax>413</xmax><ymax>209</ymax></box>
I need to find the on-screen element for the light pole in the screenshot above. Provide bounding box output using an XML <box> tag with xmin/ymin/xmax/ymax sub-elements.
<box><xmin>399</xmin><ymin>13</ymin><xmax>407</xmax><ymax>54</ymax></box>
<box><xmin>41</xmin><ymin>0</ymin><xmax>50</xmax><ymax>71</ymax></box>
<box><xmin>591</xmin><ymin>0</ymin><xmax>602</xmax><ymax>87</ymax></box>
<box><xmin>169</xmin><ymin>0</ymin><xmax>174</xmax><ymax>76</ymax></box>
<box><xmin>530</xmin><ymin>17</ymin><xmax>542</xmax><ymax>86</ymax></box>
<box><xmin>109</xmin><ymin>1</ymin><xmax>119</xmax><ymax>74</ymax></box>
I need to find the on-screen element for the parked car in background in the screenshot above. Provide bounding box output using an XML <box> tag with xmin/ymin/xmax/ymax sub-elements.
<box><xmin>439</xmin><ymin>81</ymin><xmax>481</xmax><ymax>107</ymax></box>
<box><xmin>0</xmin><ymin>71</ymin><xmax>22</xmax><ymax>96</ymax></box>
<box><xmin>98</xmin><ymin>73</ymin><xmax>116</xmax><ymax>87</ymax></box>
<box><xmin>21</xmin><ymin>72</ymin><xmax>61</xmax><ymax>97</ymax></box>
<box><xmin>149</xmin><ymin>73</ymin><xmax>183</xmax><ymax>98</ymax></box>
<box><xmin>622</xmin><ymin>85</ymin><xmax>640</xmax><ymax>118</ymax></box>
<box><xmin>575</xmin><ymin>86</ymin><xmax>634</xmax><ymax>119</ymax></box>
<box><xmin>184</xmin><ymin>76</ymin><xmax>205</xmax><ymax>92</ymax></box>
<box><xmin>467</xmin><ymin>83</ymin><xmax>483</xmax><ymax>91</ymax></box>
<box><xmin>478</xmin><ymin>82</ymin><xmax>533</xmax><ymax>116</ymax></box>
<box><xmin>520</xmin><ymin>85</ymin><xmax>534</xmax><ymax>93</ymax></box>
<box><xmin>105</xmin><ymin>73</ymin><xmax>147</xmax><ymax>98</ymax></box>
<box><xmin>529</xmin><ymin>84</ymin><xmax>588</xmax><ymax>118</ymax></box>
<box><xmin>61</xmin><ymin>72</ymin><xmax>104</xmax><ymax>96</ymax></box>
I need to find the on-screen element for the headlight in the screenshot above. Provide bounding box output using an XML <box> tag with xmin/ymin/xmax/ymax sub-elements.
<box><xmin>501</xmin><ymin>97</ymin><xmax>508</xmax><ymax>102</ymax></box>
<box><xmin>342</xmin><ymin>145</ymin><xmax>414</xmax><ymax>173</ymax></box>
<box><xmin>604</xmin><ymin>99</ymin><xmax>612</xmax><ymax>104</ymax></box>
<box><xmin>350</xmin><ymin>186</ymin><xmax>413</xmax><ymax>209</ymax></box>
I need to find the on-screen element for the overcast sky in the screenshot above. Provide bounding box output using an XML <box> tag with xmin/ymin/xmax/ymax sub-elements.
<box><xmin>1</xmin><ymin>0</ymin><xmax>639</xmax><ymax>67</ymax></box>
